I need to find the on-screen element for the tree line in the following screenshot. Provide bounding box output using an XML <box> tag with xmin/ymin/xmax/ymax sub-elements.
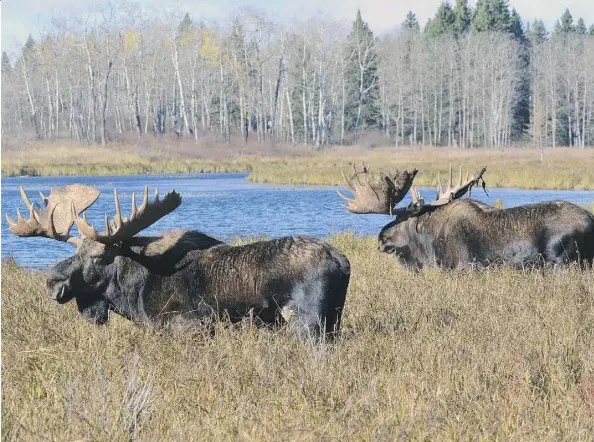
<box><xmin>2</xmin><ymin>1</ymin><xmax>594</xmax><ymax>148</ymax></box>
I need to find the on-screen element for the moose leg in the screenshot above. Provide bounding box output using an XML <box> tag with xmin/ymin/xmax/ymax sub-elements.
<box><xmin>281</xmin><ymin>265</ymin><xmax>350</xmax><ymax>341</ymax></box>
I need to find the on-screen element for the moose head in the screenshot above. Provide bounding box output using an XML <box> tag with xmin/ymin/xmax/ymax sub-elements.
<box><xmin>6</xmin><ymin>184</ymin><xmax>181</xmax><ymax>323</ymax></box>
<box><xmin>338</xmin><ymin>163</ymin><xmax>487</xmax><ymax>262</ymax></box>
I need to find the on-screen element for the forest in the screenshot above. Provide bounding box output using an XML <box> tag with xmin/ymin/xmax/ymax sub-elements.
<box><xmin>2</xmin><ymin>0</ymin><xmax>594</xmax><ymax>149</ymax></box>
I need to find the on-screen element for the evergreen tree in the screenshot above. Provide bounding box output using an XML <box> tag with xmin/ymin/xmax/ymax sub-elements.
<box><xmin>402</xmin><ymin>11</ymin><xmax>420</xmax><ymax>33</ymax></box>
<box><xmin>453</xmin><ymin>0</ymin><xmax>471</xmax><ymax>36</ymax></box>
<box><xmin>554</xmin><ymin>9</ymin><xmax>574</xmax><ymax>35</ymax></box>
<box><xmin>22</xmin><ymin>35</ymin><xmax>37</xmax><ymax>59</ymax></box>
<box><xmin>178</xmin><ymin>13</ymin><xmax>192</xmax><ymax>35</ymax></box>
<box><xmin>527</xmin><ymin>19</ymin><xmax>548</xmax><ymax>44</ymax></box>
<box><xmin>471</xmin><ymin>0</ymin><xmax>511</xmax><ymax>33</ymax></box>
<box><xmin>425</xmin><ymin>2</ymin><xmax>456</xmax><ymax>37</ymax></box>
<box><xmin>589</xmin><ymin>24</ymin><xmax>594</xmax><ymax>36</ymax></box>
<box><xmin>491</xmin><ymin>0</ymin><xmax>512</xmax><ymax>32</ymax></box>
<box><xmin>509</xmin><ymin>8</ymin><xmax>529</xmax><ymax>138</ymax></box>
<box><xmin>510</xmin><ymin>8</ymin><xmax>525</xmax><ymax>41</ymax></box>
<box><xmin>344</xmin><ymin>10</ymin><xmax>381</xmax><ymax>135</ymax></box>
<box><xmin>575</xmin><ymin>18</ymin><xmax>587</xmax><ymax>35</ymax></box>
<box><xmin>471</xmin><ymin>0</ymin><xmax>494</xmax><ymax>32</ymax></box>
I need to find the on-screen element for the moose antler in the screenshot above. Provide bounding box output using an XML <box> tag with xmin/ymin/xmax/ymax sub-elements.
<box><xmin>6</xmin><ymin>184</ymin><xmax>101</xmax><ymax>245</ymax></box>
<box><xmin>72</xmin><ymin>186</ymin><xmax>182</xmax><ymax>244</ymax></box>
<box><xmin>426</xmin><ymin>165</ymin><xmax>487</xmax><ymax>207</ymax></box>
<box><xmin>392</xmin><ymin>165</ymin><xmax>488</xmax><ymax>219</ymax></box>
<box><xmin>337</xmin><ymin>162</ymin><xmax>419</xmax><ymax>214</ymax></box>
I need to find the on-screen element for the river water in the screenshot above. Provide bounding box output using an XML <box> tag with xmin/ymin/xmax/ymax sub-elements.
<box><xmin>2</xmin><ymin>172</ymin><xmax>594</xmax><ymax>268</ymax></box>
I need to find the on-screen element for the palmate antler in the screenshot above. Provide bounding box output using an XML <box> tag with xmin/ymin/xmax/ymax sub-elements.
<box><xmin>71</xmin><ymin>186</ymin><xmax>182</xmax><ymax>244</ymax></box>
<box><xmin>339</xmin><ymin>162</ymin><xmax>487</xmax><ymax>219</ymax></box>
<box><xmin>6</xmin><ymin>184</ymin><xmax>101</xmax><ymax>245</ymax></box>
<box><xmin>337</xmin><ymin>162</ymin><xmax>419</xmax><ymax>215</ymax></box>
<box><xmin>398</xmin><ymin>165</ymin><xmax>488</xmax><ymax>216</ymax></box>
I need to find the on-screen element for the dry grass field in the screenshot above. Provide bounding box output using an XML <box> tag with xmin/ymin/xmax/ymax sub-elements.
<box><xmin>2</xmin><ymin>234</ymin><xmax>594</xmax><ymax>440</ymax></box>
<box><xmin>246</xmin><ymin>145</ymin><xmax>594</xmax><ymax>190</ymax></box>
<box><xmin>2</xmin><ymin>140</ymin><xmax>594</xmax><ymax>190</ymax></box>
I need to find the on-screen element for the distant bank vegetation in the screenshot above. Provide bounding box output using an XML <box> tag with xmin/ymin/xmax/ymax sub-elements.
<box><xmin>2</xmin><ymin>140</ymin><xmax>594</xmax><ymax>191</ymax></box>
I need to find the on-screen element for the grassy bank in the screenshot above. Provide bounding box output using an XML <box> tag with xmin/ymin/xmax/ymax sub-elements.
<box><xmin>2</xmin><ymin>234</ymin><xmax>594</xmax><ymax>440</ymax></box>
<box><xmin>1</xmin><ymin>142</ymin><xmax>254</xmax><ymax>177</ymax></box>
<box><xmin>247</xmin><ymin>146</ymin><xmax>594</xmax><ymax>190</ymax></box>
<box><xmin>2</xmin><ymin>141</ymin><xmax>594</xmax><ymax>190</ymax></box>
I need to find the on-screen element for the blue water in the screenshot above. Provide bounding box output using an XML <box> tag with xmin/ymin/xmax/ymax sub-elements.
<box><xmin>2</xmin><ymin>172</ymin><xmax>594</xmax><ymax>268</ymax></box>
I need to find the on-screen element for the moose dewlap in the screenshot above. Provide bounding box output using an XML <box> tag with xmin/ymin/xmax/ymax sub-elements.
<box><xmin>6</xmin><ymin>184</ymin><xmax>350</xmax><ymax>340</ymax></box>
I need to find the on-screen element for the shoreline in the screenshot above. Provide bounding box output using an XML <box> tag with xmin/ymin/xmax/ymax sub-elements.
<box><xmin>3</xmin><ymin>144</ymin><xmax>594</xmax><ymax>191</ymax></box>
<box><xmin>4</xmin><ymin>168</ymin><xmax>594</xmax><ymax>192</ymax></box>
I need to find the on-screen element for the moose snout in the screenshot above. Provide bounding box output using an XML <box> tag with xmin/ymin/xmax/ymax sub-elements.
<box><xmin>378</xmin><ymin>237</ymin><xmax>396</xmax><ymax>254</ymax></box>
<box><xmin>46</xmin><ymin>272</ymin><xmax>73</xmax><ymax>304</ymax></box>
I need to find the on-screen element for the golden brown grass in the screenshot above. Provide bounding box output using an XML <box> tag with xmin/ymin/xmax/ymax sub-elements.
<box><xmin>1</xmin><ymin>141</ymin><xmax>254</xmax><ymax>177</ymax></box>
<box><xmin>2</xmin><ymin>234</ymin><xmax>594</xmax><ymax>440</ymax></box>
<box><xmin>247</xmin><ymin>146</ymin><xmax>594</xmax><ymax>190</ymax></box>
<box><xmin>2</xmin><ymin>141</ymin><xmax>594</xmax><ymax>190</ymax></box>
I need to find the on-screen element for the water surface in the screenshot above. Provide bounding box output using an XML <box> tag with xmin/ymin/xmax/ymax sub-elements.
<box><xmin>2</xmin><ymin>173</ymin><xmax>593</xmax><ymax>268</ymax></box>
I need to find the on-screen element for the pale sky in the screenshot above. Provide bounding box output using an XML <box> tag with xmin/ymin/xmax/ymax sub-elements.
<box><xmin>2</xmin><ymin>0</ymin><xmax>593</xmax><ymax>54</ymax></box>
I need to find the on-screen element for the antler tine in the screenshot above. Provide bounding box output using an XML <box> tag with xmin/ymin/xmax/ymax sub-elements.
<box><xmin>19</xmin><ymin>185</ymin><xmax>33</xmax><ymax>209</ymax></box>
<box><xmin>72</xmin><ymin>201</ymin><xmax>98</xmax><ymax>239</ymax></box>
<box><xmin>71</xmin><ymin>185</ymin><xmax>182</xmax><ymax>244</ymax></box>
<box><xmin>113</xmin><ymin>188</ymin><xmax>123</xmax><ymax>230</ymax></box>
<box><xmin>428</xmin><ymin>165</ymin><xmax>488</xmax><ymax>208</ymax></box>
<box><xmin>139</xmin><ymin>185</ymin><xmax>149</xmax><ymax>212</ymax></box>
<box><xmin>340</xmin><ymin>170</ymin><xmax>356</xmax><ymax>193</ymax></box>
<box><xmin>130</xmin><ymin>192</ymin><xmax>137</xmax><ymax>220</ymax></box>
<box><xmin>437</xmin><ymin>171</ymin><xmax>443</xmax><ymax>200</ymax></box>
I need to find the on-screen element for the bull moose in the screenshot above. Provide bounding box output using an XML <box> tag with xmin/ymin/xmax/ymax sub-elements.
<box><xmin>338</xmin><ymin>164</ymin><xmax>594</xmax><ymax>269</ymax></box>
<box><xmin>6</xmin><ymin>184</ymin><xmax>350</xmax><ymax>339</ymax></box>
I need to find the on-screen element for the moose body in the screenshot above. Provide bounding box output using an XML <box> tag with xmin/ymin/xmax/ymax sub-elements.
<box><xmin>48</xmin><ymin>231</ymin><xmax>350</xmax><ymax>336</ymax></box>
<box><xmin>339</xmin><ymin>164</ymin><xmax>594</xmax><ymax>269</ymax></box>
<box><xmin>379</xmin><ymin>199</ymin><xmax>594</xmax><ymax>269</ymax></box>
<box><xmin>8</xmin><ymin>185</ymin><xmax>350</xmax><ymax>339</ymax></box>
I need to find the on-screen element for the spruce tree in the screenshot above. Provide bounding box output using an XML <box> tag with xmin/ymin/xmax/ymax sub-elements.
<box><xmin>510</xmin><ymin>8</ymin><xmax>525</xmax><ymax>41</ymax></box>
<box><xmin>402</xmin><ymin>11</ymin><xmax>420</xmax><ymax>33</ymax></box>
<box><xmin>178</xmin><ymin>13</ymin><xmax>192</xmax><ymax>35</ymax></box>
<box><xmin>425</xmin><ymin>2</ymin><xmax>456</xmax><ymax>37</ymax></box>
<box><xmin>471</xmin><ymin>0</ymin><xmax>495</xmax><ymax>32</ymax></box>
<box><xmin>453</xmin><ymin>0</ymin><xmax>471</xmax><ymax>36</ymax></box>
<box><xmin>344</xmin><ymin>10</ymin><xmax>381</xmax><ymax>137</ymax></box>
<box><xmin>491</xmin><ymin>0</ymin><xmax>512</xmax><ymax>32</ymax></box>
<box><xmin>554</xmin><ymin>9</ymin><xmax>574</xmax><ymax>35</ymax></box>
<box><xmin>575</xmin><ymin>18</ymin><xmax>587</xmax><ymax>35</ymax></box>
<box><xmin>527</xmin><ymin>19</ymin><xmax>548</xmax><ymax>44</ymax></box>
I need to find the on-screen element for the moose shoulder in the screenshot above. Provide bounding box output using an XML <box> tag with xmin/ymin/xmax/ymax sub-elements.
<box><xmin>339</xmin><ymin>164</ymin><xmax>594</xmax><ymax>269</ymax></box>
<box><xmin>7</xmin><ymin>185</ymin><xmax>350</xmax><ymax>340</ymax></box>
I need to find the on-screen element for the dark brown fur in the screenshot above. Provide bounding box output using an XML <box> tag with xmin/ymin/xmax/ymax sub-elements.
<box><xmin>46</xmin><ymin>230</ymin><xmax>351</xmax><ymax>340</ymax></box>
<box><xmin>379</xmin><ymin>199</ymin><xmax>594</xmax><ymax>269</ymax></box>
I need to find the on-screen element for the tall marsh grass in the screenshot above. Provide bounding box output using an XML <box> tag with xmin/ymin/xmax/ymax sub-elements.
<box><xmin>248</xmin><ymin>146</ymin><xmax>594</xmax><ymax>190</ymax></box>
<box><xmin>2</xmin><ymin>234</ymin><xmax>594</xmax><ymax>440</ymax></box>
